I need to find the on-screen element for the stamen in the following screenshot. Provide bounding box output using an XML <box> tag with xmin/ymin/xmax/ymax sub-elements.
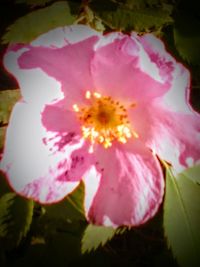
<box><xmin>93</xmin><ymin>92</ymin><xmax>102</xmax><ymax>98</ymax></box>
<box><xmin>73</xmin><ymin>91</ymin><xmax>138</xmax><ymax>148</ymax></box>
<box><xmin>85</xmin><ymin>90</ymin><xmax>91</xmax><ymax>99</ymax></box>
<box><xmin>132</xmin><ymin>131</ymin><xmax>139</xmax><ymax>138</ymax></box>
<box><xmin>99</xmin><ymin>136</ymin><xmax>104</xmax><ymax>143</ymax></box>
<box><xmin>89</xmin><ymin>145</ymin><xmax>94</xmax><ymax>154</ymax></box>
<box><xmin>118</xmin><ymin>136</ymin><xmax>127</xmax><ymax>143</ymax></box>
<box><xmin>130</xmin><ymin>102</ymin><xmax>137</xmax><ymax>108</ymax></box>
<box><xmin>73</xmin><ymin>104</ymin><xmax>79</xmax><ymax>112</ymax></box>
<box><xmin>104</xmin><ymin>138</ymin><xmax>112</xmax><ymax>148</ymax></box>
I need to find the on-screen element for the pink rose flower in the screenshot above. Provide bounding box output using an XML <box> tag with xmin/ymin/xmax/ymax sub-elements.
<box><xmin>1</xmin><ymin>25</ymin><xmax>200</xmax><ymax>227</ymax></box>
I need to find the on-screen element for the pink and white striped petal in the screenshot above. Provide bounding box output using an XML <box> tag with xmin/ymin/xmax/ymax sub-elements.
<box><xmin>91</xmin><ymin>34</ymin><xmax>172</xmax><ymax>102</ymax></box>
<box><xmin>31</xmin><ymin>25</ymin><xmax>101</xmax><ymax>48</ymax></box>
<box><xmin>17</xmin><ymin>36</ymin><xmax>98</xmax><ymax>107</ymax></box>
<box><xmin>161</xmin><ymin>64</ymin><xmax>192</xmax><ymax>113</ymax></box>
<box><xmin>41</xmin><ymin>99</ymin><xmax>81</xmax><ymax>134</ymax></box>
<box><xmin>129</xmin><ymin>99</ymin><xmax>200</xmax><ymax>172</ymax></box>
<box><xmin>0</xmin><ymin>102</ymin><xmax>84</xmax><ymax>203</ymax></box>
<box><xmin>83</xmin><ymin>141</ymin><xmax>164</xmax><ymax>227</ymax></box>
<box><xmin>137</xmin><ymin>33</ymin><xmax>178</xmax><ymax>85</ymax></box>
<box><xmin>4</xmin><ymin>26</ymin><xmax>101</xmax><ymax>108</ymax></box>
<box><xmin>4</xmin><ymin>48</ymin><xmax>63</xmax><ymax>107</ymax></box>
<box><xmin>146</xmin><ymin>104</ymin><xmax>200</xmax><ymax>172</ymax></box>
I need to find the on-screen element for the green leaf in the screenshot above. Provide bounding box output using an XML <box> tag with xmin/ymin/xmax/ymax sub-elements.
<box><xmin>66</xmin><ymin>181</ymin><xmax>85</xmax><ymax>216</ymax></box>
<box><xmin>90</xmin><ymin>0</ymin><xmax>118</xmax><ymax>13</ymax></box>
<box><xmin>81</xmin><ymin>224</ymin><xmax>116</xmax><ymax>253</ymax></box>
<box><xmin>182</xmin><ymin>165</ymin><xmax>200</xmax><ymax>184</ymax></box>
<box><xmin>12</xmin><ymin>220</ymin><xmax>85</xmax><ymax>266</ymax></box>
<box><xmin>164</xmin><ymin>167</ymin><xmax>200</xmax><ymax>267</ymax></box>
<box><xmin>16</xmin><ymin>0</ymin><xmax>53</xmax><ymax>6</ymax></box>
<box><xmin>44</xmin><ymin>181</ymin><xmax>85</xmax><ymax>221</ymax></box>
<box><xmin>45</xmin><ymin>220</ymin><xmax>85</xmax><ymax>264</ymax></box>
<box><xmin>2</xmin><ymin>1</ymin><xmax>77</xmax><ymax>44</ymax></box>
<box><xmin>173</xmin><ymin>14</ymin><xmax>200</xmax><ymax>65</ymax></box>
<box><xmin>0</xmin><ymin>172</ymin><xmax>11</xmax><ymax>198</ymax></box>
<box><xmin>0</xmin><ymin>193</ymin><xmax>34</xmax><ymax>247</ymax></box>
<box><xmin>124</xmin><ymin>0</ymin><xmax>146</xmax><ymax>9</ymax></box>
<box><xmin>0</xmin><ymin>89</ymin><xmax>21</xmax><ymax>125</ymax></box>
<box><xmin>125</xmin><ymin>0</ymin><xmax>161</xmax><ymax>9</ymax></box>
<box><xmin>91</xmin><ymin>1</ymin><xmax>173</xmax><ymax>32</ymax></box>
<box><xmin>0</xmin><ymin>127</ymin><xmax>6</xmax><ymax>151</ymax></box>
<box><xmin>76</xmin><ymin>5</ymin><xmax>105</xmax><ymax>32</ymax></box>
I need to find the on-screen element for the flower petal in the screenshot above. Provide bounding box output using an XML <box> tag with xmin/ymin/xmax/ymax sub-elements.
<box><xmin>83</xmin><ymin>141</ymin><xmax>164</xmax><ymax>227</ymax></box>
<box><xmin>138</xmin><ymin>36</ymin><xmax>193</xmax><ymax>113</ymax></box>
<box><xmin>17</xmin><ymin>36</ymin><xmax>98</xmax><ymax>107</ymax></box>
<box><xmin>148</xmin><ymin>105</ymin><xmax>200</xmax><ymax>172</ymax></box>
<box><xmin>91</xmin><ymin>33</ymin><xmax>172</xmax><ymax>101</ymax></box>
<box><xmin>129</xmin><ymin>99</ymin><xmax>200</xmax><ymax>172</ymax></box>
<box><xmin>161</xmin><ymin>64</ymin><xmax>192</xmax><ymax>113</ymax></box>
<box><xmin>127</xmin><ymin>58</ymin><xmax>200</xmax><ymax>172</ymax></box>
<box><xmin>4</xmin><ymin>48</ymin><xmax>63</xmax><ymax>107</ymax></box>
<box><xmin>138</xmin><ymin>33</ymin><xmax>176</xmax><ymax>84</ymax></box>
<box><xmin>61</xmin><ymin>143</ymin><xmax>94</xmax><ymax>182</ymax></box>
<box><xmin>4</xmin><ymin>26</ymin><xmax>100</xmax><ymax>107</ymax></box>
<box><xmin>41</xmin><ymin>99</ymin><xmax>80</xmax><ymax>134</ymax></box>
<box><xmin>0</xmin><ymin>102</ymin><xmax>84</xmax><ymax>203</ymax></box>
<box><xmin>31</xmin><ymin>25</ymin><xmax>100</xmax><ymax>48</ymax></box>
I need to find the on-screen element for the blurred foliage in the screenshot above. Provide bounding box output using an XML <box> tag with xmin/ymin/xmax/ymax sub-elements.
<box><xmin>0</xmin><ymin>172</ymin><xmax>12</xmax><ymax>198</ymax></box>
<box><xmin>44</xmin><ymin>181</ymin><xmax>85</xmax><ymax>221</ymax></box>
<box><xmin>182</xmin><ymin>165</ymin><xmax>200</xmax><ymax>184</ymax></box>
<box><xmin>2</xmin><ymin>1</ymin><xmax>78</xmax><ymax>44</ymax></box>
<box><xmin>16</xmin><ymin>0</ymin><xmax>54</xmax><ymax>6</ymax></box>
<box><xmin>89</xmin><ymin>0</ymin><xmax>173</xmax><ymax>32</ymax></box>
<box><xmin>0</xmin><ymin>89</ymin><xmax>20</xmax><ymax>152</ymax></box>
<box><xmin>0</xmin><ymin>0</ymin><xmax>200</xmax><ymax>266</ymax></box>
<box><xmin>0</xmin><ymin>89</ymin><xmax>21</xmax><ymax>126</ymax></box>
<box><xmin>173</xmin><ymin>14</ymin><xmax>200</xmax><ymax>65</ymax></box>
<box><xmin>0</xmin><ymin>127</ymin><xmax>6</xmax><ymax>152</ymax></box>
<box><xmin>0</xmin><ymin>193</ymin><xmax>34</xmax><ymax>249</ymax></box>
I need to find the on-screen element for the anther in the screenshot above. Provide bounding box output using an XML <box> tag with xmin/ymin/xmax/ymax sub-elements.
<box><xmin>72</xmin><ymin>91</ymin><xmax>138</xmax><ymax>149</ymax></box>
<box><xmin>85</xmin><ymin>90</ymin><xmax>91</xmax><ymax>99</ymax></box>
<box><xmin>73</xmin><ymin>104</ymin><xmax>79</xmax><ymax>112</ymax></box>
<box><xmin>93</xmin><ymin>92</ymin><xmax>101</xmax><ymax>98</ymax></box>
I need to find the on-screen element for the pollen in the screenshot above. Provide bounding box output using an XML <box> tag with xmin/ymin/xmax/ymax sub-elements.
<box><xmin>73</xmin><ymin>104</ymin><xmax>80</xmax><ymax>112</ymax></box>
<box><xmin>85</xmin><ymin>90</ymin><xmax>91</xmax><ymax>99</ymax></box>
<box><xmin>73</xmin><ymin>91</ymin><xmax>138</xmax><ymax>148</ymax></box>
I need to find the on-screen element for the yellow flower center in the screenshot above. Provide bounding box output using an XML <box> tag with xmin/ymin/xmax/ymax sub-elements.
<box><xmin>73</xmin><ymin>91</ymin><xmax>138</xmax><ymax>149</ymax></box>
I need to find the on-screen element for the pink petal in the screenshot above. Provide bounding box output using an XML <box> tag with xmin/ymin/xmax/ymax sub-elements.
<box><xmin>139</xmin><ymin>35</ymin><xmax>193</xmax><ymax>114</ymax></box>
<box><xmin>59</xmin><ymin>143</ymin><xmax>94</xmax><ymax>182</ymax></box>
<box><xmin>18</xmin><ymin>36</ymin><xmax>98</xmax><ymax>107</ymax></box>
<box><xmin>41</xmin><ymin>99</ymin><xmax>80</xmax><ymax>134</ymax></box>
<box><xmin>138</xmin><ymin>33</ymin><xmax>176</xmax><ymax>83</ymax></box>
<box><xmin>4</xmin><ymin>26</ymin><xmax>101</xmax><ymax>108</ymax></box>
<box><xmin>148</xmin><ymin>105</ymin><xmax>200</xmax><ymax>172</ymax></box>
<box><xmin>0</xmin><ymin>102</ymin><xmax>84</xmax><ymax>203</ymax></box>
<box><xmin>161</xmin><ymin>64</ymin><xmax>191</xmax><ymax>113</ymax></box>
<box><xmin>31</xmin><ymin>25</ymin><xmax>101</xmax><ymax>48</ymax></box>
<box><xmin>4</xmin><ymin>48</ymin><xmax>63</xmax><ymax>107</ymax></box>
<box><xmin>129</xmin><ymin>99</ymin><xmax>200</xmax><ymax>172</ymax></box>
<box><xmin>83</xmin><ymin>141</ymin><xmax>164</xmax><ymax>227</ymax></box>
<box><xmin>91</xmin><ymin>33</ymin><xmax>173</xmax><ymax>101</ymax></box>
<box><xmin>126</xmin><ymin>59</ymin><xmax>200</xmax><ymax>172</ymax></box>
